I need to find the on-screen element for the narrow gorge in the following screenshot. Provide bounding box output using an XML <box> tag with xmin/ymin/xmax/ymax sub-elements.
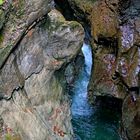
<box><xmin>0</xmin><ymin>0</ymin><xmax>140</xmax><ymax>140</ymax></box>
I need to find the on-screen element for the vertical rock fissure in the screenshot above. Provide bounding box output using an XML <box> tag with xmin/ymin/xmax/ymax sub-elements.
<box><xmin>54</xmin><ymin>1</ymin><xmax>123</xmax><ymax>140</ymax></box>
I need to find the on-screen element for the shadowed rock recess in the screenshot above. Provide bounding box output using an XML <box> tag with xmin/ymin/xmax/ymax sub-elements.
<box><xmin>0</xmin><ymin>0</ymin><xmax>140</xmax><ymax>140</ymax></box>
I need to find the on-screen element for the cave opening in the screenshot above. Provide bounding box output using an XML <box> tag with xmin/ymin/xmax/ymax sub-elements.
<box><xmin>54</xmin><ymin>1</ymin><xmax>122</xmax><ymax>139</ymax></box>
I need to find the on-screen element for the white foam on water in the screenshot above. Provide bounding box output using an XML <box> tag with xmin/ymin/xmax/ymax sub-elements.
<box><xmin>71</xmin><ymin>43</ymin><xmax>93</xmax><ymax>116</ymax></box>
<box><xmin>82</xmin><ymin>43</ymin><xmax>92</xmax><ymax>75</ymax></box>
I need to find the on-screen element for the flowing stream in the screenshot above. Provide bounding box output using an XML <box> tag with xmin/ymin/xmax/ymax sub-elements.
<box><xmin>70</xmin><ymin>43</ymin><xmax>121</xmax><ymax>140</ymax></box>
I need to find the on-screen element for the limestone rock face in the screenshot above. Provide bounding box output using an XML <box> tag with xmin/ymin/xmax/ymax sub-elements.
<box><xmin>65</xmin><ymin>53</ymin><xmax>84</xmax><ymax>86</ymax></box>
<box><xmin>67</xmin><ymin>0</ymin><xmax>93</xmax><ymax>17</ymax></box>
<box><xmin>68</xmin><ymin>0</ymin><xmax>119</xmax><ymax>39</ymax></box>
<box><xmin>0</xmin><ymin>7</ymin><xmax>84</xmax><ymax>140</ymax></box>
<box><xmin>90</xmin><ymin>0</ymin><xmax>140</xmax><ymax>100</ymax></box>
<box><xmin>0</xmin><ymin>0</ymin><xmax>51</xmax><ymax>68</ymax></box>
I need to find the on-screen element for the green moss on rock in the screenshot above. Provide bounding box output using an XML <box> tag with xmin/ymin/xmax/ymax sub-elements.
<box><xmin>0</xmin><ymin>0</ymin><xmax>4</xmax><ymax>5</ymax></box>
<box><xmin>46</xmin><ymin>9</ymin><xmax>83</xmax><ymax>36</ymax></box>
<box><xmin>5</xmin><ymin>133</ymin><xmax>21</xmax><ymax>140</ymax></box>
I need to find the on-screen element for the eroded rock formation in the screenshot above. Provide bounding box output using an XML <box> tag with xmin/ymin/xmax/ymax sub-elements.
<box><xmin>0</xmin><ymin>0</ymin><xmax>140</xmax><ymax>140</ymax></box>
<box><xmin>64</xmin><ymin>0</ymin><xmax>140</xmax><ymax>139</ymax></box>
<box><xmin>0</xmin><ymin>1</ymin><xmax>84</xmax><ymax>139</ymax></box>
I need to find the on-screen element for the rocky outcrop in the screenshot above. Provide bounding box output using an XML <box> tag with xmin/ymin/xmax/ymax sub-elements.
<box><xmin>67</xmin><ymin>0</ymin><xmax>139</xmax><ymax>95</ymax></box>
<box><xmin>0</xmin><ymin>3</ymin><xmax>84</xmax><ymax>139</ymax></box>
<box><xmin>66</xmin><ymin>0</ymin><xmax>120</xmax><ymax>98</ymax></box>
<box><xmin>121</xmin><ymin>95</ymin><xmax>140</xmax><ymax>140</ymax></box>
<box><xmin>65</xmin><ymin>0</ymin><xmax>140</xmax><ymax>140</ymax></box>
<box><xmin>0</xmin><ymin>9</ymin><xmax>5</xmax><ymax>30</ymax></box>
<box><xmin>0</xmin><ymin>0</ymin><xmax>51</xmax><ymax>68</ymax></box>
<box><xmin>0</xmin><ymin>0</ymin><xmax>139</xmax><ymax>139</ymax></box>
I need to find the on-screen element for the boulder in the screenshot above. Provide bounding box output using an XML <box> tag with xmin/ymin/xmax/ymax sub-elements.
<box><xmin>0</xmin><ymin>9</ymin><xmax>84</xmax><ymax>140</ymax></box>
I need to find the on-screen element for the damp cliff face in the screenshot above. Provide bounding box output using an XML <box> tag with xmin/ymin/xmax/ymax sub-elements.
<box><xmin>65</xmin><ymin>0</ymin><xmax>140</xmax><ymax>140</ymax></box>
<box><xmin>67</xmin><ymin>0</ymin><xmax>140</xmax><ymax>96</ymax></box>
<box><xmin>0</xmin><ymin>1</ymin><xmax>84</xmax><ymax>139</ymax></box>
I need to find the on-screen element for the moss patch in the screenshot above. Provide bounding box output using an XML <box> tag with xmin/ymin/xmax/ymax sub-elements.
<box><xmin>5</xmin><ymin>134</ymin><xmax>21</xmax><ymax>140</ymax></box>
<box><xmin>0</xmin><ymin>0</ymin><xmax>4</xmax><ymax>5</ymax></box>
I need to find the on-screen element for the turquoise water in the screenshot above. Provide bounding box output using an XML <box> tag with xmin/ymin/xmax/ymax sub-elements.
<box><xmin>71</xmin><ymin>43</ymin><xmax>121</xmax><ymax>140</ymax></box>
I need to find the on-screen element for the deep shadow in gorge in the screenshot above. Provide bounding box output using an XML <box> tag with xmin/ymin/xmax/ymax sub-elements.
<box><xmin>54</xmin><ymin>0</ymin><xmax>123</xmax><ymax>140</ymax></box>
<box><xmin>69</xmin><ymin>43</ymin><xmax>122</xmax><ymax>140</ymax></box>
<box><xmin>72</xmin><ymin>44</ymin><xmax>122</xmax><ymax>139</ymax></box>
<box><xmin>54</xmin><ymin>0</ymin><xmax>92</xmax><ymax>41</ymax></box>
<box><xmin>94</xmin><ymin>96</ymin><xmax>123</xmax><ymax>113</ymax></box>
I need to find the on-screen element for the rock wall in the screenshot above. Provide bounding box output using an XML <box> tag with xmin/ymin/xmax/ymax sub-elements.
<box><xmin>65</xmin><ymin>0</ymin><xmax>140</xmax><ymax>139</ymax></box>
<box><xmin>0</xmin><ymin>1</ymin><xmax>84</xmax><ymax>139</ymax></box>
<box><xmin>1</xmin><ymin>0</ymin><xmax>140</xmax><ymax>139</ymax></box>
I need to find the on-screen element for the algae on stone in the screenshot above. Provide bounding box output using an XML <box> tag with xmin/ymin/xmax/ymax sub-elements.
<box><xmin>0</xmin><ymin>0</ymin><xmax>4</xmax><ymax>5</ymax></box>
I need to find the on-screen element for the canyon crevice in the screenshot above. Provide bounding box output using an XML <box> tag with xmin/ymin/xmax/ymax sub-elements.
<box><xmin>63</xmin><ymin>0</ymin><xmax>140</xmax><ymax>140</ymax></box>
<box><xmin>0</xmin><ymin>0</ymin><xmax>140</xmax><ymax>140</ymax></box>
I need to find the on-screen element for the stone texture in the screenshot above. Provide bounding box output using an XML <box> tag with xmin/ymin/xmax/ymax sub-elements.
<box><xmin>91</xmin><ymin>0</ymin><xmax>119</xmax><ymax>41</ymax></box>
<box><xmin>0</xmin><ymin>0</ymin><xmax>51</xmax><ymax>68</ymax></box>
<box><xmin>0</xmin><ymin>0</ymin><xmax>139</xmax><ymax>139</ymax></box>
<box><xmin>65</xmin><ymin>53</ymin><xmax>84</xmax><ymax>86</ymax></box>
<box><xmin>66</xmin><ymin>0</ymin><xmax>140</xmax><ymax>140</ymax></box>
<box><xmin>0</xmin><ymin>8</ymin><xmax>84</xmax><ymax>140</ymax></box>
<box><xmin>122</xmin><ymin>96</ymin><xmax>140</xmax><ymax>140</ymax></box>
<box><xmin>67</xmin><ymin>0</ymin><xmax>93</xmax><ymax>16</ymax></box>
<box><xmin>67</xmin><ymin>0</ymin><xmax>121</xmax><ymax>98</ymax></box>
<box><xmin>68</xmin><ymin>0</ymin><xmax>140</xmax><ymax>98</ymax></box>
